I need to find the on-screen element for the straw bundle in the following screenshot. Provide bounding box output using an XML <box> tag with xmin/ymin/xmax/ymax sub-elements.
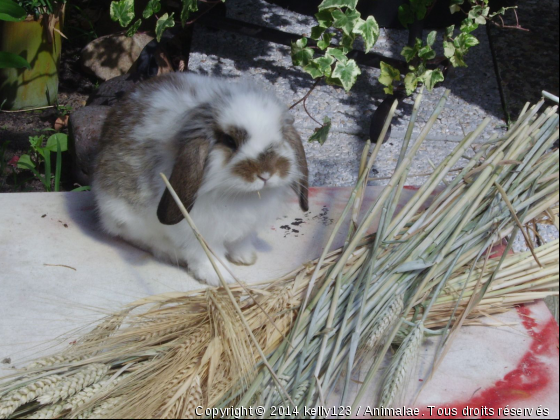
<box><xmin>0</xmin><ymin>90</ymin><xmax>558</xmax><ymax>419</ymax></box>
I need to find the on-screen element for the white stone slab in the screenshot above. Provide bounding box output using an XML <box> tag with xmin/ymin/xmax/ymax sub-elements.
<box><xmin>0</xmin><ymin>189</ymin><xmax>558</xmax><ymax>417</ymax></box>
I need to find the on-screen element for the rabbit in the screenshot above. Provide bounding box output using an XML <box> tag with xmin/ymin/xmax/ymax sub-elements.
<box><xmin>92</xmin><ymin>73</ymin><xmax>309</xmax><ymax>286</ymax></box>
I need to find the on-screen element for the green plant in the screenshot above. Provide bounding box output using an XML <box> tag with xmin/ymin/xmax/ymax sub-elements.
<box><xmin>14</xmin><ymin>0</ymin><xmax>66</xmax><ymax>17</ymax></box>
<box><xmin>0</xmin><ymin>0</ymin><xmax>31</xmax><ymax>69</ymax></box>
<box><xmin>110</xmin><ymin>0</ymin><xmax>202</xmax><ymax>41</ymax></box>
<box><xmin>16</xmin><ymin>130</ymin><xmax>68</xmax><ymax>191</ymax></box>
<box><xmin>55</xmin><ymin>102</ymin><xmax>72</xmax><ymax>117</ymax></box>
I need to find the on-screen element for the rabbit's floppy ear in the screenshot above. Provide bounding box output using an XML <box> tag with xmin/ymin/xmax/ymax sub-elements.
<box><xmin>283</xmin><ymin>119</ymin><xmax>309</xmax><ymax>212</ymax></box>
<box><xmin>157</xmin><ymin>138</ymin><xmax>211</xmax><ymax>225</ymax></box>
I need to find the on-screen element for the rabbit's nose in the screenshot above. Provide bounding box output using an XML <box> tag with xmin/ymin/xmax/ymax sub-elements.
<box><xmin>258</xmin><ymin>173</ymin><xmax>271</xmax><ymax>183</ymax></box>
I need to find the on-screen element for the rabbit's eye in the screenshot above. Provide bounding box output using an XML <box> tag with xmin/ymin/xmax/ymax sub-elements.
<box><xmin>221</xmin><ymin>134</ymin><xmax>237</xmax><ymax>150</ymax></box>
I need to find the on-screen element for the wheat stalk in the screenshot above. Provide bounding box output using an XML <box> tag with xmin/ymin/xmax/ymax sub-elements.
<box><xmin>0</xmin><ymin>93</ymin><xmax>557</xmax><ymax>418</ymax></box>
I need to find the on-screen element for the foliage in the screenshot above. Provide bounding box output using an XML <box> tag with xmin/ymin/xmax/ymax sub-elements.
<box><xmin>109</xmin><ymin>0</ymin><xmax>219</xmax><ymax>42</ymax></box>
<box><xmin>292</xmin><ymin>0</ymin><xmax>515</xmax><ymax>97</ymax></box>
<box><xmin>0</xmin><ymin>0</ymin><xmax>31</xmax><ymax>69</ymax></box>
<box><xmin>16</xmin><ymin>131</ymin><xmax>68</xmax><ymax>192</ymax></box>
<box><xmin>14</xmin><ymin>0</ymin><xmax>66</xmax><ymax>17</ymax></box>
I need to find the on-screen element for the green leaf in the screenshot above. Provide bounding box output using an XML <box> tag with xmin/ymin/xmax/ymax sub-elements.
<box><xmin>0</xmin><ymin>0</ymin><xmax>26</xmax><ymax>22</ymax></box>
<box><xmin>332</xmin><ymin>59</ymin><xmax>361</xmax><ymax>92</ymax></box>
<box><xmin>421</xmin><ymin>69</ymin><xmax>445</xmax><ymax>91</ymax></box>
<box><xmin>17</xmin><ymin>154</ymin><xmax>35</xmax><ymax>170</ymax></box>
<box><xmin>332</xmin><ymin>8</ymin><xmax>361</xmax><ymax>36</ymax></box>
<box><xmin>449</xmin><ymin>50</ymin><xmax>467</xmax><ymax>67</ymax></box>
<box><xmin>155</xmin><ymin>12</ymin><xmax>175</xmax><ymax>42</ymax></box>
<box><xmin>317</xmin><ymin>32</ymin><xmax>334</xmax><ymax>50</ymax></box>
<box><xmin>126</xmin><ymin>19</ymin><xmax>142</xmax><ymax>37</ymax></box>
<box><xmin>379</xmin><ymin>61</ymin><xmax>401</xmax><ymax>89</ymax></box>
<box><xmin>143</xmin><ymin>0</ymin><xmax>161</xmax><ymax>19</ymax></box>
<box><xmin>418</xmin><ymin>45</ymin><xmax>436</xmax><ymax>60</ymax></box>
<box><xmin>318</xmin><ymin>0</ymin><xmax>358</xmax><ymax>11</ymax></box>
<box><xmin>311</xmin><ymin>25</ymin><xmax>326</xmax><ymax>40</ymax></box>
<box><xmin>455</xmin><ymin>32</ymin><xmax>479</xmax><ymax>52</ymax></box>
<box><xmin>325</xmin><ymin>47</ymin><xmax>348</xmax><ymax>63</ymax></box>
<box><xmin>383</xmin><ymin>85</ymin><xmax>394</xmax><ymax>95</ymax></box>
<box><xmin>341</xmin><ymin>33</ymin><xmax>356</xmax><ymax>53</ymax></box>
<box><xmin>352</xmin><ymin>15</ymin><xmax>379</xmax><ymax>52</ymax></box>
<box><xmin>110</xmin><ymin>0</ymin><xmax>135</xmax><ymax>28</ymax></box>
<box><xmin>445</xmin><ymin>25</ymin><xmax>455</xmax><ymax>40</ymax></box>
<box><xmin>45</xmin><ymin>133</ymin><xmax>68</xmax><ymax>153</ymax></box>
<box><xmin>0</xmin><ymin>51</ymin><xmax>31</xmax><ymax>69</ymax></box>
<box><xmin>449</xmin><ymin>0</ymin><xmax>464</xmax><ymax>14</ymax></box>
<box><xmin>325</xmin><ymin>76</ymin><xmax>343</xmax><ymax>88</ymax></box>
<box><xmin>315</xmin><ymin>9</ymin><xmax>333</xmax><ymax>28</ymax></box>
<box><xmin>401</xmin><ymin>38</ymin><xmax>421</xmax><ymax>63</ymax></box>
<box><xmin>398</xmin><ymin>4</ymin><xmax>414</xmax><ymax>28</ymax></box>
<box><xmin>291</xmin><ymin>38</ymin><xmax>314</xmax><ymax>67</ymax></box>
<box><xmin>426</xmin><ymin>30</ymin><xmax>437</xmax><ymax>47</ymax></box>
<box><xmin>314</xmin><ymin>55</ymin><xmax>336</xmax><ymax>77</ymax></box>
<box><xmin>460</xmin><ymin>18</ymin><xmax>478</xmax><ymax>33</ymax></box>
<box><xmin>443</xmin><ymin>41</ymin><xmax>455</xmax><ymax>59</ymax></box>
<box><xmin>308</xmin><ymin>117</ymin><xmax>332</xmax><ymax>145</ymax></box>
<box><xmin>181</xmin><ymin>0</ymin><xmax>198</xmax><ymax>26</ymax></box>
<box><xmin>404</xmin><ymin>72</ymin><xmax>419</xmax><ymax>96</ymax></box>
<box><xmin>303</xmin><ymin>62</ymin><xmax>324</xmax><ymax>79</ymax></box>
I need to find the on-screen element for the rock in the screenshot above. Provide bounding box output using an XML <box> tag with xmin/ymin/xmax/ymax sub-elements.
<box><xmin>86</xmin><ymin>74</ymin><xmax>138</xmax><ymax>106</ymax></box>
<box><xmin>81</xmin><ymin>32</ymin><xmax>155</xmax><ymax>81</ymax></box>
<box><xmin>69</xmin><ymin>106</ymin><xmax>111</xmax><ymax>186</ymax></box>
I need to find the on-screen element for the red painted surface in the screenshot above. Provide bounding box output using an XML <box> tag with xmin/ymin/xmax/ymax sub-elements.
<box><xmin>415</xmin><ymin>304</ymin><xmax>559</xmax><ymax>419</ymax></box>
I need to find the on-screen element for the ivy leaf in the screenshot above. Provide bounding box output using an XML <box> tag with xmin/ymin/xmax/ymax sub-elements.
<box><xmin>418</xmin><ymin>45</ymin><xmax>436</xmax><ymax>61</ymax></box>
<box><xmin>292</xmin><ymin>38</ymin><xmax>314</xmax><ymax>67</ymax></box>
<box><xmin>379</xmin><ymin>61</ymin><xmax>400</xmax><ymax>95</ymax></box>
<box><xmin>332</xmin><ymin>59</ymin><xmax>361</xmax><ymax>92</ymax></box>
<box><xmin>181</xmin><ymin>0</ymin><xmax>198</xmax><ymax>26</ymax></box>
<box><xmin>332</xmin><ymin>8</ymin><xmax>361</xmax><ymax>36</ymax></box>
<box><xmin>45</xmin><ymin>133</ymin><xmax>68</xmax><ymax>153</ymax></box>
<box><xmin>449</xmin><ymin>49</ymin><xmax>467</xmax><ymax>67</ymax></box>
<box><xmin>404</xmin><ymin>73</ymin><xmax>419</xmax><ymax>96</ymax></box>
<box><xmin>398</xmin><ymin>4</ymin><xmax>414</xmax><ymax>28</ymax></box>
<box><xmin>303</xmin><ymin>62</ymin><xmax>324</xmax><ymax>79</ymax></box>
<box><xmin>318</xmin><ymin>0</ymin><xmax>359</xmax><ymax>11</ymax></box>
<box><xmin>426</xmin><ymin>30</ymin><xmax>437</xmax><ymax>47</ymax></box>
<box><xmin>460</xmin><ymin>18</ymin><xmax>478</xmax><ymax>33</ymax></box>
<box><xmin>325</xmin><ymin>47</ymin><xmax>348</xmax><ymax>63</ymax></box>
<box><xmin>411</xmin><ymin>0</ymin><xmax>429</xmax><ymax>20</ymax></box>
<box><xmin>126</xmin><ymin>19</ymin><xmax>142</xmax><ymax>37</ymax></box>
<box><xmin>308</xmin><ymin>117</ymin><xmax>332</xmax><ymax>145</ymax></box>
<box><xmin>449</xmin><ymin>0</ymin><xmax>464</xmax><ymax>14</ymax></box>
<box><xmin>352</xmin><ymin>15</ymin><xmax>379</xmax><ymax>52</ymax></box>
<box><xmin>401</xmin><ymin>38</ymin><xmax>421</xmax><ymax>63</ymax></box>
<box><xmin>445</xmin><ymin>25</ymin><xmax>455</xmax><ymax>40</ymax></box>
<box><xmin>341</xmin><ymin>33</ymin><xmax>356</xmax><ymax>53</ymax></box>
<box><xmin>143</xmin><ymin>0</ymin><xmax>161</xmax><ymax>19</ymax></box>
<box><xmin>421</xmin><ymin>69</ymin><xmax>444</xmax><ymax>91</ymax></box>
<box><xmin>314</xmin><ymin>55</ymin><xmax>336</xmax><ymax>77</ymax></box>
<box><xmin>455</xmin><ymin>32</ymin><xmax>479</xmax><ymax>53</ymax></box>
<box><xmin>311</xmin><ymin>25</ymin><xmax>326</xmax><ymax>40</ymax></box>
<box><xmin>317</xmin><ymin>32</ymin><xmax>334</xmax><ymax>50</ymax></box>
<box><xmin>315</xmin><ymin>9</ymin><xmax>334</xmax><ymax>28</ymax></box>
<box><xmin>110</xmin><ymin>0</ymin><xmax>135</xmax><ymax>27</ymax></box>
<box><xmin>443</xmin><ymin>41</ymin><xmax>455</xmax><ymax>59</ymax></box>
<box><xmin>155</xmin><ymin>12</ymin><xmax>175</xmax><ymax>42</ymax></box>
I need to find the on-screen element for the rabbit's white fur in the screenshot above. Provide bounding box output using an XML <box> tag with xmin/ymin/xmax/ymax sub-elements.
<box><xmin>93</xmin><ymin>74</ymin><xmax>306</xmax><ymax>285</ymax></box>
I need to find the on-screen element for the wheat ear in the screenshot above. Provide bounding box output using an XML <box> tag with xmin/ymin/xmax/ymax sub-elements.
<box><xmin>380</xmin><ymin>325</ymin><xmax>423</xmax><ymax>407</ymax></box>
<box><xmin>38</xmin><ymin>364</ymin><xmax>109</xmax><ymax>405</ymax></box>
<box><xmin>0</xmin><ymin>376</ymin><xmax>61</xmax><ymax>419</ymax></box>
<box><xmin>366</xmin><ymin>295</ymin><xmax>405</xmax><ymax>349</ymax></box>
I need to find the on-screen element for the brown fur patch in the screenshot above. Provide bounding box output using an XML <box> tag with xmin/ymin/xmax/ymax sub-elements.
<box><xmin>232</xmin><ymin>159</ymin><xmax>260</xmax><ymax>182</ymax></box>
